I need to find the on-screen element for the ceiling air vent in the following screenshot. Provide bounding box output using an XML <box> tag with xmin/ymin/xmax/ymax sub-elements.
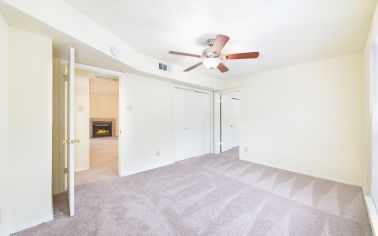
<box><xmin>159</xmin><ymin>62</ymin><xmax>171</xmax><ymax>72</ymax></box>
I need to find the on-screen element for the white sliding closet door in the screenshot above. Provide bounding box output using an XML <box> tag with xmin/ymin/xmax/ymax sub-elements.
<box><xmin>174</xmin><ymin>88</ymin><xmax>211</xmax><ymax>161</ymax></box>
<box><xmin>199</xmin><ymin>92</ymin><xmax>211</xmax><ymax>155</ymax></box>
<box><xmin>187</xmin><ymin>92</ymin><xmax>200</xmax><ymax>157</ymax></box>
<box><xmin>174</xmin><ymin>89</ymin><xmax>189</xmax><ymax>161</ymax></box>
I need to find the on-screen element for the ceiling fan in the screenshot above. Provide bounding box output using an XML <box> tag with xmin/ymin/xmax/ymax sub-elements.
<box><xmin>169</xmin><ymin>34</ymin><xmax>259</xmax><ymax>73</ymax></box>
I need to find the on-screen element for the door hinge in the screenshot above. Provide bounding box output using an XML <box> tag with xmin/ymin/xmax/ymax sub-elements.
<box><xmin>64</xmin><ymin>168</ymin><xmax>68</xmax><ymax>174</ymax></box>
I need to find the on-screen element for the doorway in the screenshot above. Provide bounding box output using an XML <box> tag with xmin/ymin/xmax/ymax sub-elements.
<box><xmin>220</xmin><ymin>92</ymin><xmax>241</xmax><ymax>152</ymax></box>
<box><xmin>74</xmin><ymin>68</ymin><xmax>120</xmax><ymax>186</ymax></box>
<box><xmin>52</xmin><ymin>55</ymin><xmax>123</xmax><ymax>217</ymax></box>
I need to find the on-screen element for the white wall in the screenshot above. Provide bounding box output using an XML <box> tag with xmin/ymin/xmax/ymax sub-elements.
<box><xmin>75</xmin><ymin>70</ymin><xmax>90</xmax><ymax>172</ymax></box>
<box><xmin>240</xmin><ymin>53</ymin><xmax>364</xmax><ymax>185</ymax></box>
<box><xmin>364</xmin><ymin>4</ymin><xmax>378</xmax><ymax>233</ymax></box>
<box><xmin>0</xmin><ymin>11</ymin><xmax>9</xmax><ymax>236</ymax></box>
<box><xmin>119</xmin><ymin>74</ymin><xmax>175</xmax><ymax>176</ymax></box>
<box><xmin>7</xmin><ymin>27</ymin><xmax>53</xmax><ymax>233</ymax></box>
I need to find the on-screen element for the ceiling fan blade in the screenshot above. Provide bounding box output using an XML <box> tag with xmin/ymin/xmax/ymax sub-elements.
<box><xmin>212</xmin><ymin>34</ymin><xmax>230</xmax><ymax>55</ymax></box>
<box><xmin>169</xmin><ymin>51</ymin><xmax>201</xmax><ymax>58</ymax></box>
<box><xmin>184</xmin><ymin>62</ymin><xmax>202</xmax><ymax>72</ymax></box>
<box><xmin>217</xmin><ymin>63</ymin><xmax>229</xmax><ymax>73</ymax></box>
<box><xmin>225</xmin><ymin>52</ymin><xmax>260</xmax><ymax>60</ymax></box>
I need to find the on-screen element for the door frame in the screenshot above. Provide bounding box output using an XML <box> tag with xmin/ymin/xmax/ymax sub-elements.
<box><xmin>215</xmin><ymin>88</ymin><xmax>241</xmax><ymax>153</ymax></box>
<box><xmin>55</xmin><ymin>61</ymin><xmax>124</xmax><ymax>193</ymax></box>
<box><xmin>75</xmin><ymin>63</ymin><xmax>124</xmax><ymax>176</ymax></box>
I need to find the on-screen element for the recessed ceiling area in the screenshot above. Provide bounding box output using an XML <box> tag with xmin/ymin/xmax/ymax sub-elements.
<box><xmin>66</xmin><ymin>0</ymin><xmax>377</xmax><ymax>79</ymax></box>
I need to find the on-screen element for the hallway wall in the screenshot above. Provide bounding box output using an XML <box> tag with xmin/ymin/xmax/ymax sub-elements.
<box><xmin>7</xmin><ymin>27</ymin><xmax>53</xmax><ymax>233</ymax></box>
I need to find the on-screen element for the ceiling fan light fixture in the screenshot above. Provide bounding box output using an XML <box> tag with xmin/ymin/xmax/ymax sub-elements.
<box><xmin>169</xmin><ymin>34</ymin><xmax>260</xmax><ymax>73</ymax></box>
<box><xmin>202</xmin><ymin>57</ymin><xmax>221</xmax><ymax>69</ymax></box>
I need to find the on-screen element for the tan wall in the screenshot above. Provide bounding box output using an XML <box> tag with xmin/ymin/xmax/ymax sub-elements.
<box><xmin>90</xmin><ymin>79</ymin><xmax>119</xmax><ymax>136</ymax></box>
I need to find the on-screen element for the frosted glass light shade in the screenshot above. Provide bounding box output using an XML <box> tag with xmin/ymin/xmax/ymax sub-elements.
<box><xmin>203</xmin><ymin>57</ymin><xmax>220</xmax><ymax>69</ymax></box>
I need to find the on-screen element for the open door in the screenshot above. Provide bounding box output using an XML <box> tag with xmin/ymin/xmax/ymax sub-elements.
<box><xmin>65</xmin><ymin>48</ymin><xmax>78</xmax><ymax>217</ymax></box>
<box><xmin>221</xmin><ymin>94</ymin><xmax>240</xmax><ymax>152</ymax></box>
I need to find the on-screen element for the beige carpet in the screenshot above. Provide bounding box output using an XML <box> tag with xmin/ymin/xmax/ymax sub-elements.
<box><xmin>15</xmin><ymin>148</ymin><xmax>372</xmax><ymax>235</ymax></box>
<box><xmin>75</xmin><ymin>137</ymin><xmax>118</xmax><ymax>186</ymax></box>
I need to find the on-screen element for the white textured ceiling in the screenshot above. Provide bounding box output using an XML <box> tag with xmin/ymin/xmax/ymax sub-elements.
<box><xmin>66</xmin><ymin>0</ymin><xmax>376</xmax><ymax>79</ymax></box>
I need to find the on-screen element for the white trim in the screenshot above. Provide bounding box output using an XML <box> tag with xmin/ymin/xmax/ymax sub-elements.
<box><xmin>68</xmin><ymin>47</ymin><xmax>75</xmax><ymax>217</ymax></box>
<box><xmin>174</xmin><ymin>84</ymin><xmax>213</xmax><ymax>94</ymax></box>
<box><xmin>365</xmin><ymin>195</ymin><xmax>378</xmax><ymax>235</ymax></box>
<box><xmin>220</xmin><ymin>87</ymin><xmax>241</xmax><ymax>94</ymax></box>
<box><xmin>75</xmin><ymin>63</ymin><xmax>123</xmax><ymax>77</ymax></box>
<box><xmin>121</xmin><ymin>161</ymin><xmax>174</xmax><ymax>177</ymax></box>
<box><xmin>10</xmin><ymin>214</ymin><xmax>53</xmax><ymax>234</ymax></box>
<box><xmin>118</xmin><ymin>75</ymin><xmax>125</xmax><ymax>177</ymax></box>
<box><xmin>240</xmin><ymin>156</ymin><xmax>362</xmax><ymax>186</ymax></box>
<box><xmin>58</xmin><ymin>59</ymin><xmax>123</xmax><ymax>77</ymax></box>
<box><xmin>74</xmin><ymin>166</ymin><xmax>90</xmax><ymax>172</ymax></box>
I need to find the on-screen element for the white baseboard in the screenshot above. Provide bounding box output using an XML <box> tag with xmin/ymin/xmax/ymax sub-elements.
<box><xmin>75</xmin><ymin>166</ymin><xmax>90</xmax><ymax>172</ymax></box>
<box><xmin>239</xmin><ymin>156</ymin><xmax>361</xmax><ymax>186</ymax></box>
<box><xmin>10</xmin><ymin>214</ymin><xmax>53</xmax><ymax>235</ymax></box>
<box><xmin>121</xmin><ymin>161</ymin><xmax>174</xmax><ymax>177</ymax></box>
<box><xmin>364</xmin><ymin>195</ymin><xmax>378</xmax><ymax>235</ymax></box>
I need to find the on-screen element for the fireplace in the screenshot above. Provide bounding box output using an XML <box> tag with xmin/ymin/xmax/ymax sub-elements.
<box><xmin>92</xmin><ymin>121</ymin><xmax>112</xmax><ymax>138</ymax></box>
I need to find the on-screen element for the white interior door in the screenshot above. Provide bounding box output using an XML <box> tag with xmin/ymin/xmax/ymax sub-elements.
<box><xmin>221</xmin><ymin>94</ymin><xmax>240</xmax><ymax>152</ymax></box>
<box><xmin>221</xmin><ymin>95</ymin><xmax>234</xmax><ymax>152</ymax></box>
<box><xmin>67</xmin><ymin>48</ymin><xmax>76</xmax><ymax>217</ymax></box>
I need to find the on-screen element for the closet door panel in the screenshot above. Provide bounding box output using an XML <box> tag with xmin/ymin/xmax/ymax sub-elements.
<box><xmin>187</xmin><ymin>91</ymin><xmax>202</xmax><ymax>158</ymax></box>
<box><xmin>200</xmin><ymin>93</ymin><xmax>211</xmax><ymax>155</ymax></box>
<box><xmin>174</xmin><ymin>88</ymin><xmax>212</xmax><ymax>160</ymax></box>
<box><xmin>174</xmin><ymin>89</ymin><xmax>188</xmax><ymax>161</ymax></box>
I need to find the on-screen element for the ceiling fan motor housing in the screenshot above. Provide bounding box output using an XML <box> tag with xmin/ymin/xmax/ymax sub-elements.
<box><xmin>204</xmin><ymin>38</ymin><xmax>222</xmax><ymax>58</ymax></box>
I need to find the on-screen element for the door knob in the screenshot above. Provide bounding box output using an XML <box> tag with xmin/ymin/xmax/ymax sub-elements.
<box><xmin>73</xmin><ymin>139</ymin><xmax>81</xmax><ymax>143</ymax></box>
<box><xmin>63</xmin><ymin>139</ymin><xmax>80</xmax><ymax>144</ymax></box>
